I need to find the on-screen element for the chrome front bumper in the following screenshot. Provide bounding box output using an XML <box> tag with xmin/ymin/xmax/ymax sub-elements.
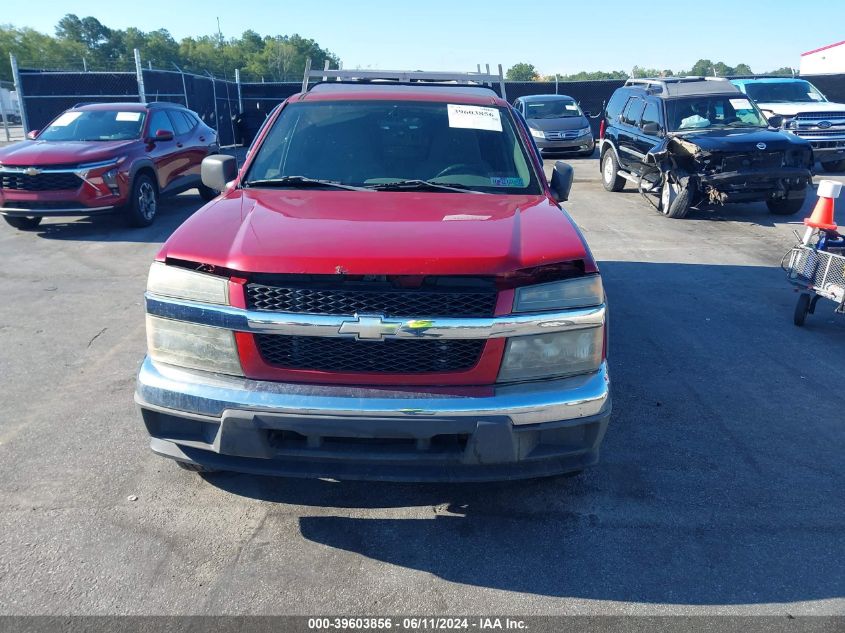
<box><xmin>136</xmin><ymin>358</ymin><xmax>611</xmax><ymax>481</ymax></box>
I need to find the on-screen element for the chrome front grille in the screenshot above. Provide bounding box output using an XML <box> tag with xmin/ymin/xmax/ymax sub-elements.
<box><xmin>544</xmin><ymin>130</ymin><xmax>579</xmax><ymax>140</ymax></box>
<box><xmin>795</xmin><ymin>111</ymin><xmax>845</xmax><ymax>120</ymax></box>
<box><xmin>795</xmin><ymin>129</ymin><xmax>845</xmax><ymax>137</ymax></box>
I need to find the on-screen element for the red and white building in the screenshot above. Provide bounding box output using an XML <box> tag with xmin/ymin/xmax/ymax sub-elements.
<box><xmin>800</xmin><ymin>40</ymin><xmax>845</xmax><ymax>75</ymax></box>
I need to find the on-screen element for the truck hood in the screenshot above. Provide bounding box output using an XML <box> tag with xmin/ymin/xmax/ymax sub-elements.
<box><xmin>671</xmin><ymin>128</ymin><xmax>807</xmax><ymax>152</ymax></box>
<box><xmin>755</xmin><ymin>101</ymin><xmax>845</xmax><ymax>116</ymax></box>
<box><xmin>0</xmin><ymin>140</ymin><xmax>136</xmax><ymax>167</ymax></box>
<box><xmin>159</xmin><ymin>189</ymin><xmax>594</xmax><ymax>276</ymax></box>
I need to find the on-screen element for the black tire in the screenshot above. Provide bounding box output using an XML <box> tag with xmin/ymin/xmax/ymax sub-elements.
<box><xmin>601</xmin><ymin>150</ymin><xmax>625</xmax><ymax>192</ymax></box>
<box><xmin>176</xmin><ymin>461</ymin><xmax>218</xmax><ymax>473</ymax></box>
<box><xmin>794</xmin><ymin>293</ymin><xmax>811</xmax><ymax>326</ymax></box>
<box><xmin>820</xmin><ymin>159</ymin><xmax>845</xmax><ymax>173</ymax></box>
<box><xmin>124</xmin><ymin>173</ymin><xmax>159</xmax><ymax>227</ymax></box>
<box><xmin>767</xmin><ymin>193</ymin><xmax>805</xmax><ymax>215</ymax></box>
<box><xmin>3</xmin><ymin>215</ymin><xmax>42</xmax><ymax>230</ymax></box>
<box><xmin>198</xmin><ymin>183</ymin><xmax>219</xmax><ymax>202</ymax></box>
<box><xmin>660</xmin><ymin>179</ymin><xmax>692</xmax><ymax>219</ymax></box>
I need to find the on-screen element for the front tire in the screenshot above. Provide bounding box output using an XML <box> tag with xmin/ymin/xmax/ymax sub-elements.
<box><xmin>125</xmin><ymin>174</ymin><xmax>159</xmax><ymax>227</ymax></box>
<box><xmin>601</xmin><ymin>150</ymin><xmax>625</xmax><ymax>192</ymax></box>
<box><xmin>820</xmin><ymin>159</ymin><xmax>845</xmax><ymax>173</ymax></box>
<box><xmin>794</xmin><ymin>293</ymin><xmax>811</xmax><ymax>326</ymax></box>
<box><xmin>767</xmin><ymin>193</ymin><xmax>805</xmax><ymax>215</ymax></box>
<box><xmin>659</xmin><ymin>175</ymin><xmax>692</xmax><ymax>219</ymax></box>
<box><xmin>3</xmin><ymin>215</ymin><xmax>42</xmax><ymax>230</ymax></box>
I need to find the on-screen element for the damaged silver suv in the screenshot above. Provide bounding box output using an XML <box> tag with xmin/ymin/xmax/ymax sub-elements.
<box><xmin>599</xmin><ymin>77</ymin><xmax>813</xmax><ymax>218</ymax></box>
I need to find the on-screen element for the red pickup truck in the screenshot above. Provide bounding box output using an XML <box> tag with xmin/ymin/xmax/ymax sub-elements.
<box><xmin>135</xmin><ymin>77</ymin><xmax>611</xmax><ymax>481</ymax></box>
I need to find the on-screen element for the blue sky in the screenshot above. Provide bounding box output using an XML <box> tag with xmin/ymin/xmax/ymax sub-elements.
<box><xmin>4</xmin><ymin>0</ymin><xmax>844</xmax><ymax>75</ymax></box>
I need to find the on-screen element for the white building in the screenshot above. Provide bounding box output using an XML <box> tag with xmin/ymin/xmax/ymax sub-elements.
<box><xmin>800</xmin><ymin>40</ymin><xmax>845</xmax><ymax>75</ymax></box>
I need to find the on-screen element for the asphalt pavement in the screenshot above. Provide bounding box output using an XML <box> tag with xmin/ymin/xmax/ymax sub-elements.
<box><xmin>0</xmin><ymin>152</ymin><xmax>843</xmax><ymax>615</ymax></box>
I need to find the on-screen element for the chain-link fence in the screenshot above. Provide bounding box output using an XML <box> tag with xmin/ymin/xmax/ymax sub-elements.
<box><xmin>9</xmin><ymin>51</ymin><xmax>246</xmax><ymax>146</ymax></box>
<box><xmin>9</xmin><ymin>51</ymin><xmax>845</xmax><ymax>148</ymax></box>
<box><xmin>0</xmin><ymin>78</ymin><xmax>23</xmax><ymax>143</ymax></box>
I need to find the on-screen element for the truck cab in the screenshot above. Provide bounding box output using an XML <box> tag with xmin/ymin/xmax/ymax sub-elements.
<box><xmin>135</xmin><ymin>69</ymin><xmax>611</xmax><ymax>481</ymax></box>
<box><xmin>732</xmin><ymin>78</ymin><xmax>845</xmax><ymax>172</ymax></box>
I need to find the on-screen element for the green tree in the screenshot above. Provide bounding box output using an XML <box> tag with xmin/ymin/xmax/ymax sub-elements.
<box><xmin>631</xmin><ymin>66</ymin><xmax>674</xmax><ymax>79</ymax></box>
<box><xmin>689</xmin><ymin>59</ymin><xmax>715</xmax><ymax>76</ymax></box>
<box><xmin>2</xmin><ymin>17</ymin><xmax>341</xmax><ymax>81</ymax></box>
<box><xmin>506</xmin><ymin>63</ymin><xmax>539</xmax><ymax>81</ymax></box>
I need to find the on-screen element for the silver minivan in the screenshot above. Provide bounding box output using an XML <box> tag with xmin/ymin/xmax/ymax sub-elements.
<box><xmin>514</xmin><ymin>94</ymin><xmax>595</xmax><ymax>157</ymax></box>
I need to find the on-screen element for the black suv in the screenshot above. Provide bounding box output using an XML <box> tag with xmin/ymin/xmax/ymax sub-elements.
<box><xmin>599</xmin><ymin>77</ymin><xmax>813</xmax><ymax>218</ymax></box>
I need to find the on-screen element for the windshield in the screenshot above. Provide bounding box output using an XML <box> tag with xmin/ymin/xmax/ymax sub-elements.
<box><xmin>37</xmin><ymin>109</ymin><xmax>146</xmax><ymax>141</ymax></box>
<box><xmin>244</xmin><ymin>101</ymin><xmax>540</xmax><ymax>194</ymax></box>
<box><xmin>666</xmin><ymin>96</ymin><xmax>768</xmax><ymax>131</ymax></box>
<box><xmin>524</xmin><ymin>99</ymin><xmax>583</xmax><ymax>119</ymax></box>
<box><xmin>743</xmin><ymin>81</ymin><xmax>827</xmax><ymax>104</ymax></box>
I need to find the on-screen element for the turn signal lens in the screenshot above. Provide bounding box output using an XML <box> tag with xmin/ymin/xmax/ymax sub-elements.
<box><xmin>146</xmin><ymin>315</ymin><xmax>243</xmax><ymax>376</ymax></box>
<box><xmin>498</xmin><ymin>328</ymin><xmax>603</xmax><ymax>383</ymax></box>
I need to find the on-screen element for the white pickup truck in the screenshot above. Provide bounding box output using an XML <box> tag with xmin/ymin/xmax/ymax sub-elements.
<box><xmin>732</xmin><ymin>78</ymin><xmax>845</xmax><ymax>172</ymax></box>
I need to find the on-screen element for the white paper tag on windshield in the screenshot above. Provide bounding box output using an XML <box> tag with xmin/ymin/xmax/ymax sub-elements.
<box><xmin>729</xmin><ymin>98</ymin><xmax>753</xmax><ymax>110</ymax></box>
<box><xmin>447</xmin><ymin>104</ymin><xmax>502</xmax><ymax>132</ymax></box>
<box><xmin>565</xmin><ymin>104</ymin><xmax>578</xmax><ymax>110</ymax></box>
<box><xmin>51</xmin><ymin>112</ymin><xmax>82</xmax><ymax>127</ymax></box>
<box><xmin>116</xmin><ymin>112</ymin><xmax>141</xmax><ymax>121</ymax></box>
<box><xmin>808</xmin><ymin>92</ymin><xmax>822</xmax><ymax>101</ymax></box>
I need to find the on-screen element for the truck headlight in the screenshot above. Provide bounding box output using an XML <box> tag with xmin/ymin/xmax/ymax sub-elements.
<box><xmin>530</xmin><ymin>128</ymin><xmax>546</xmax><ymax>140</ymax></box>
<box><xmin>146</xmin><ymin>315</ymin><xmax>243</xmax><ymax>376</ymax></box>
<box><xmin>513</xmin><ymin>275</ymin><xmax>603</xmax><ymax>312</ymax></box>
<box><xmin>498</xmin><ymin>328</ymin><xmax>603</xmax><ymax>382</ymax></box>
<box><xmin>146</xmin><ymin>261</ymin><xmax>228</xmax><ymax>305</ymax></box>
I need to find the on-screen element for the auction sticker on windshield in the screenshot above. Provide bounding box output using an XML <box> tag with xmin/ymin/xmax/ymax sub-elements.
<box><xmin>447</xmin><ymin>104</ymin><xmax>502</xmax><ymax>132</ymax></box>
<box><xmin>729</xmin><ymin>98</ymin><xmax>753</xmax><ymax>110</ymax></box>
<box><xmin>116</xmin><ymin>112</ymin><xmax>142</xmax><ymax>121</ymax></box>
<box><xmin>51</xmin><ymin>112</ymin><xmax>82</xmax><ymax>127</ymax></box>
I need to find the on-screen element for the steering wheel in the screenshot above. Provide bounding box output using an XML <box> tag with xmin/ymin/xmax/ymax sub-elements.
<box><xmin>434</xmin><ymin>163</ymin><xmax>485</xmax><ymax>179</ymax></box>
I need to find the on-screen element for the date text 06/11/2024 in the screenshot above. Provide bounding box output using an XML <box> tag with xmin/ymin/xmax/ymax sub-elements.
<box><xmin>307</xmin><ymin>617</ymin><xmax>529</xmax><ymax>630</ymax></box>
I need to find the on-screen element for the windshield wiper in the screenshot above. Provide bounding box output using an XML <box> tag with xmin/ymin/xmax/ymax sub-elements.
<box><xmin>367</xmin><ymin>180</ymin><xmax>486</xmax><ymax>194</ymax></box>
<box><xmin>243</xmin><ymin>176</ymin><xmax>371</xmax><ymax>191</ymax></box>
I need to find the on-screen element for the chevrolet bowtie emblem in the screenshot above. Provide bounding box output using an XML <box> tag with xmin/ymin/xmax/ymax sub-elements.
<box><xmin>338</xmin><ymin>315</ymin><xmax>402</xmax><ymax>340</ymax></box>
<box><xmin>24</xmin><ymin>167</ymin><xmax>42</xmax><ymax>177</ymax></box>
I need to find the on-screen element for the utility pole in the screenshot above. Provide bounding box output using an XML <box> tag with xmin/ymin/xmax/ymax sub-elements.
<box><xmin>134</xmin><ymin>48</ymin><xmax>146</xmax><ymax>103</ymax></box>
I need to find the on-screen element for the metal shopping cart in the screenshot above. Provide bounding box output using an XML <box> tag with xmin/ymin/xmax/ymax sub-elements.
<box><xmin>784</xmin><ymin>230</ymin><xmax>845</xmax><ymax>326</ymax></box>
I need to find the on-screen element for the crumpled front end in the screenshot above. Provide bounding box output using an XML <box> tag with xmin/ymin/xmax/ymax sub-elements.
<box><xmin>645</xmin><ymin>135</ymin><xmax>813</xmax><ymax>205</ymax></box>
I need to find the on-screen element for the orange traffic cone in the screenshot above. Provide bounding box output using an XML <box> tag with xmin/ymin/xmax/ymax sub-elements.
<box><xmin>804</xmin><ymin>180</ymin><xmax>841</xmax><ymax>231</ymax></box>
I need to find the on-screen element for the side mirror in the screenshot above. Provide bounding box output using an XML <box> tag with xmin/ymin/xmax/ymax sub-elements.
<box><xmin>767</xmin><ymin>115</ymin><xmax>784</xmax><ymax>128</ymax></box>
<box><xmin>201</xmin><ymin>155</ymin><xmax>238</xmax><ymax>191</ymax></box>
<box><xmin>26</xmin><ymin>130</ymin><xmax>39</xmax><ymax>140</ymax></box>
<box><xmin>641</xmin><ymin>122</ymin><xmax>661</xmax><ymax>135</ymax></box>
<box><xmin>583</xmin><ymin>111</ymin><xmax>593</xmax><ymax>117</ymax></box>
<box><xmin>151</xmin><ymin>129</ymin><xmax>174</xmax><ymax>142</ymax></box>
<box><xmin>550</xmin><ymin>161</ymin><xmax>574</xmax><ymax>203</ymax></box>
